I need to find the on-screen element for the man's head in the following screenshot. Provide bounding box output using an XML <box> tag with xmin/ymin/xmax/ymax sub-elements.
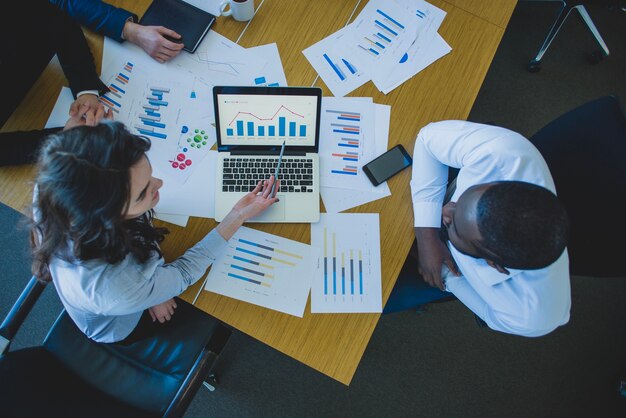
<box><xmin>442</xmin><ymin>181</ymin><xmax>569</xmax><ymax>272</ymax></box>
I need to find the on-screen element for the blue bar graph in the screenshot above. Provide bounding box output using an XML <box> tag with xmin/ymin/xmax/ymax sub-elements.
<box><xmin>227</xmin><ymin>128</ymin><xmax>234</xmax><ymax>136</ymax></box>
<box><xmin>289</xmin><ymin>122</ymin><xmax>296</xmax><ymax>137</ymax></box>
<box><xmin>279</xmin><ymin>117</ymin><xmax>286</xmax><ymax>136</ymax></box>
<box><xmin>237</xmin><ymin>121</ymin><xmax>244</xmax><ymax>136</ymax></box>
<box><xmin>323</xmin><ymin>53</ymin><xmax>346</xmax><ymax>81</ymax></box>
<box><xmin>247</xmin><ymin>121</ymin><xmax>254</xmax><ymax>136</ymax></box>
<box><xmin>299</xmin><ymin>125</ymin><xmax>306</xmax><ymax>136</ymax></box>
<box><xmin>376</xmin><ymin>9</ymin><xmax>405</xmax><ymax>29</ymax></box>
<box><xmin>269</xmin><ymin>126</ymin><xmax>275</xmax><ymax>136</ymax></box>
<box><xmin>258</xmin><ymin>126</ymin><xmax>265</xmax><ymax>136</ymax></box>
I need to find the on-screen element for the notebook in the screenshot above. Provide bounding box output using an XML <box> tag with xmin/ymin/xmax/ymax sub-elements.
<box><xmin>139</xmin><ymin>0</ymin><xmax>216</xmax><ymax>53</ymax></box>
<box><xmin>213</xmin><ymin>86</ymin><xmax>322</xmax><ymax>223</ymax></box>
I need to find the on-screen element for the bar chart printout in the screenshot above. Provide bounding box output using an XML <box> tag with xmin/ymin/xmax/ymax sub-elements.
<box><xmin>319</xmin><ymin>97</ymin><xmax>377</xmax><ymax>192</ymax></box>
<box><xmin>311</xmin><ymin>213</ymin><xmax>382</xmax><ymax>313</ymax></box>
<box><xmin>204</xmin><ymin>227</ymin><xmax>318</xmax><ymax>317</ymax></box>
<box><xmin>99</xmin><ymin>61</ymin><xmax>133</xmax><ymax>114</ymax></box>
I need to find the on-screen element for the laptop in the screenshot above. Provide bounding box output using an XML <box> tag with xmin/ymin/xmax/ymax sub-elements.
<box><xmin>213</xmin><ymin>86</ymin><xmax>322</xmax><ymax>223</ymax></box>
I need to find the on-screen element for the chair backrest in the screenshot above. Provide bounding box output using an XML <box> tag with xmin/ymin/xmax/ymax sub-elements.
<box><xmin>529</xmin><ymin>95</ymin><xmax>626</xmax><ymax>277</ymax></box>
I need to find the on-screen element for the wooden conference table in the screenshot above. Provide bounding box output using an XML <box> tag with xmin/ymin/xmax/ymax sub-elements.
<box><xmin>0</xmin><ymin>0</ymin><xmax>517</xmax><ymax>385</ymax></box>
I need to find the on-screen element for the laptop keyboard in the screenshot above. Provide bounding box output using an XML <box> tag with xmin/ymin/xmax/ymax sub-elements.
<box><xmin>222</xmin><ymin>157</ymin><xmax>315</xmax><ymax>193</ymax></box>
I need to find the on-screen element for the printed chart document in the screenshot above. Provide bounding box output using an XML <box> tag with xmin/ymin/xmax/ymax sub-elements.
<box><xmin>302</xmin><ymin>0</ymin><xmax>449</xmax><ymax>96</ymax></box>
<box><xmin>204</xmin><ymin>227</ymin><xmax>318</xmax><ymax>317</ymax></box>
<box><xmin>302</xmin><ymin>25</ymin><xmax>369</xmax><ymax>98</ymax></box>
<box><xmin>155</xmin><ymin>150</ymin><xmax>218</xmax><ymax>218</ymax></box>
<box><xmin>319</xmin><ymin>98</ymin><xmax>391</xmax><ymax>212</ymax></box>
<box><xmin>310</xmin><ymin>213</ymin><xmax>382</xmax><ymax>313</ymax></box>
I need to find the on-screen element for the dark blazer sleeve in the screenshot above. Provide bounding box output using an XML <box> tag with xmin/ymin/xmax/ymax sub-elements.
<box><xmin>0</xmin><ymin>128</ymin><xmax>62</xmax><ymax>167</ymax></box>
<box><xmin>50</xmin><ymin>3</ymin><xmax>110</xmax><ymax>98</ymax></box>
<box><xmin>51</xmin><ymin>0</ymin><xmax>138</xmax><ymax>42</ymax></box>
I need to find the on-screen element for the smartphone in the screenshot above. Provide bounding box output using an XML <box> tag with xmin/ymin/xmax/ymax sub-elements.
<box><xmin>362</xmin><ymin>144</ymin><xmax>413</xmax><ymax>186</ymax></box>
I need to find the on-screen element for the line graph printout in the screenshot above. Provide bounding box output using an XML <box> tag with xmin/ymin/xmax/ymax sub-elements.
<box><xmin>204</xmin><ymin>227</ymin><xmax>318</xmax><ymax>317</ymax></box>
<box><xmin>319</xmin><ymin>97</ymin><xmax>377</xmax><ymax>191</ymax></box>
<box><xmin>216</xmin><ymin>93</ymin><xmax>318</xmax><ymax>146</ymax></box>
<box><xmin>172</xmin><ymin>30</ymin><xmax>266</xmax><ymax>88</ymax></box>
<box><xmin>311</xmin><ymin>213</ymin><xmax>382</xmax><ymax>313</ymax></box>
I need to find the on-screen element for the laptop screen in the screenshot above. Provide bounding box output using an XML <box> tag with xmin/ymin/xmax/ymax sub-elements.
<box><xmin>214</xmin><ymin>86</ymin><xmax>321</xmax><ymax>152</ymax></box>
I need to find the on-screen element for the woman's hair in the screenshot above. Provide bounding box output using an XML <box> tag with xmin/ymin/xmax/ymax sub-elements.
<box><xmin>475</xmin><ymin>181</ymin><xmax>569</xmax><ymax>270</ymax></box>
<box><xmin>31</xmin><ymin>121</ymin><xmax>168</xmax><ymax>282</ymax></box>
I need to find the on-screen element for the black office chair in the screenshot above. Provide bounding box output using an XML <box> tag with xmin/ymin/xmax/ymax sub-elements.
<box><xmin>0</xmin><ymin>277</ymin><xmax>232</xmax><ymax>417</ymax></box>
<box><xmin>523</xmin><ymin>1</ymin><xmax>611</xmax><ymax>72</ymax></box>
<box><xmin>528</xmin><ymin>94</ymin><xmax>626</xmax><ymax>277</ymax></box>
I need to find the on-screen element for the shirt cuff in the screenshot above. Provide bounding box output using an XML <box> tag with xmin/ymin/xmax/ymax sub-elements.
<box><xmin>413</xmin><ymin>202</ymin><xmax>442</xmax><ymax>228</ymax></box>
<box><xmin>76</xmin><ymin>90</ymin><xmax>100</xmax><ymax>98</ymax></box>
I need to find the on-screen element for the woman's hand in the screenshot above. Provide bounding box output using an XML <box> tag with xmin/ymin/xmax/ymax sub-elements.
<box><xmin>216</xmin><ymin>176</ymin><xmax>280</xmax><ymax>240</ymax></box>
<box><xmin>148</xmin><ymin>298</ymin><xmax>177</xmax><ymax>323</ymax></box>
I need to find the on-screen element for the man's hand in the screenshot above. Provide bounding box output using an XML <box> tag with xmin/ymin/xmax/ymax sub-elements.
<box><xmin>148</xmin><ymin>298</ymin><xmax>178</xmax><ymax>323</ymax></box>
<box><xmin>414</xmin><ymin>227</ymin><xmax>460</xmax><ymax>290</ymax></box>
<box><xmin>123</xmin><ymin>21</ymin><xmax>184</xmax><ymax>63</ymax></box>
<box><xmin>64</xmin><ymin>102</ymin><xmax>112</xmax><ymax>130</ymax></box>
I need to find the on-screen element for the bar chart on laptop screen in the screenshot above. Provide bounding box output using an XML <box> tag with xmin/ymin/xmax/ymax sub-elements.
<box><xmin>217</xmin><ymin>94</ymin><xmax>318</xmax><ymax>146</ymax></box>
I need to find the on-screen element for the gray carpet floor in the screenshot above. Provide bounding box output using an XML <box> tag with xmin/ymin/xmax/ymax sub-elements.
<box><xmin>1</xmin><ymin>1</ymin><xmax>625</xmax><ymax>417</ymax></box>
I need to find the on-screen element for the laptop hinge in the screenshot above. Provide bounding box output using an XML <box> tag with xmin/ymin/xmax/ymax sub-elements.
<box><xmin>228</xmin><ymin>150</ymin><xmax>307</xmax><ymax>156</ymax></box>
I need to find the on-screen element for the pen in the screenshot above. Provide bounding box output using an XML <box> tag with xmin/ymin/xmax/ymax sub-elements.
<box><xmin>270</xmin><ymin>140</ymin><xmax>286</xmax><ymax>198</ymax></box>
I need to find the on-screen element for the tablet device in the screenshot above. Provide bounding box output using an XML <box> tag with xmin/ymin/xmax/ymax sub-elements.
<box><xmin>139</xmin><ymin>0</ymin><xmax>216</xmax><ymax>53</ymax></box>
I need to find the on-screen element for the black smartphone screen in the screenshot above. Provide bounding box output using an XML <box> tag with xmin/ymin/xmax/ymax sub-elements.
<box><xmin>363</xmin><ymin>144</ymin><xmax>412</xmax><ymax>186</ymax></box>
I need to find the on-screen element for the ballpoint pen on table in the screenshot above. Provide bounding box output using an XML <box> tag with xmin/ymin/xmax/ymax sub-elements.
<box><xmin>270</xmin><ymin>140</ymin><xmax>286</xmax><ymax>198</ymax></box>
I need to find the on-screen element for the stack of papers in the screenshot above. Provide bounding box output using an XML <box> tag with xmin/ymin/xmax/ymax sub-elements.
<box><xmin>98</xmin><ymin>31</ymin><xmax>289</xmax><ymax>225</ymax></box>
<box><xmin>303</xmin><ymin>0</ymin><xmax>451</xmax><ymax>97</ymax></box>
<box><xmin>319</xmin><ymin>97</ymin><xmax>392</xmax><ymax>213</ymax></box>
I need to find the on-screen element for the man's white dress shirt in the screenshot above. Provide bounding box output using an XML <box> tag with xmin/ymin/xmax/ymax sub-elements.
<box><xmin>410</xmin><ymin>121</ymin><xmax>570</xmax><ymax>337</ymax></box>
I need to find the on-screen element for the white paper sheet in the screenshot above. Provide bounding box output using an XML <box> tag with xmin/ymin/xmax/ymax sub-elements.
<box><xmin>247</xmin><ymin>43</ymin><xmax>288</xmax><ymax>87</ymax></box>
<box><xmin>45</xmin><ymin>87</ymin><xmax>74</xmax><ymax>128</ymax></box>
<box><xmin>379</xmin><ymin>33</ymin><xmax>452</xmax><ymax>94</ymax></box>
<box><xmin>154</xmin><ymin>212</ymin><xmax>190</xmax><ymax>227</ymax></box>
<box><xmin>302</xmin><ymin>25</ymin><xmax>370</xmax><ymax>97</ymax></box>
<box><xmin>320</xmin><ymin>103</ymin><xmax>392</xmax><ymax>213</ymax></box>
<box><xmin>204</xmin><ymin>226</ymin><xmax>318</xmax><ymax>317</ymax></box>
<box><xmin>155</xmin><ymin>150</ymin><xmax>218</xmax><ymax>218</ymax></box>
<box><xmin>310</xmin><ymin>213</ymin><xmax>382</xmax><ymax>313</ymax></box>
<box><xmin>318</xmin><ymin>97</ymin><xmax>379</xmax><ymax>192</ymax></box>
<box><xmin>183</xmin><ymin>0</ymin><xmax>223</xmax><ymax>16</ymax></box>
<box><xmin>346</xmin><ymin>0</ymin><xmax>420</xmax><ymax>82</ymax></box>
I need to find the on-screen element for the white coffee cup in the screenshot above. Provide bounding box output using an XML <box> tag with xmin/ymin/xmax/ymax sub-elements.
<box><xmin>219</xmin><ymin>0</ymin><xmax>255</xmax><ymax>22</ymax></box>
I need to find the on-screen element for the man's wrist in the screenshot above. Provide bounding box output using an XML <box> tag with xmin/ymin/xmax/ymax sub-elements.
<box><xmin>121</xmin><ymin>17</ymin><xmax>138</xmax><ymax>42</ymax></box>
<box><xmin>76</xmin><ymin>90</ymin><xmax>100</xmax><ymax>98</ymax></box>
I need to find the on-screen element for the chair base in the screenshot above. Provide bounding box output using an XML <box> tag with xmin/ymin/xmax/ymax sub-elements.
<box><xmin>525</xmin><ymin>1</ymin><xmax>610</xmax><ymax>72</ymax></box>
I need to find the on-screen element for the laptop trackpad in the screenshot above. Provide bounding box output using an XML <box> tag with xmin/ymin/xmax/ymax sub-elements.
<box><xmin>249</xmin><ymin>195</ymin><xmax>286</xmax><ymax>222</ymax></box>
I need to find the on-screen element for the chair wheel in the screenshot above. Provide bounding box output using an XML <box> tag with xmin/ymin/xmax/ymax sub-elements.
<box><xmin>527</xmin><ymin>60</ymin><xmax>541</xmax><ymax>73</ymax></box>
<box><xmin>202</xmin><ymin>372</ymin><xmax>219</xmax><ymax>392</ymax></box>
<box><xmin>586</xmin><ymin>50</ymin><xmax>604</xmax><ymax>65</ymax></box>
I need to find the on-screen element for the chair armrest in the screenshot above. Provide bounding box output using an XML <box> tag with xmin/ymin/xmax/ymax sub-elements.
<box><xmin>0</xmin><ymin>276</ymin><xmax>47</xmax><ymax>354</ymax></box>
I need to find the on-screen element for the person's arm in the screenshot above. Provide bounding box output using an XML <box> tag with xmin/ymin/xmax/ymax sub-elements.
<box><xmin>51</xmin><ymin>0</ymin><xmax>184</xmax><ymax>63</ymax></box>
<box><xmin>444</xmin><ymin>275</ymin><xmax>550</xmax><ymax>337</ymax></box>
<box><xmin>49</xmin><ymin>3</ymin><xmax>108</xmax><ymax>98</ymax></box>
<box><xmin>100</xmin><ymin>178</ymin><xmax>279</xmax><ymax>315</ymax></box>
<box><xmin>51</xmin><ymin>0</ymin><xmax>136</xmax><ymax>42</ymax></box>
<box><xmin>0</xmin><ymin>128</ymin><xmax>61</xmax><ymax>167</ymax></box>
